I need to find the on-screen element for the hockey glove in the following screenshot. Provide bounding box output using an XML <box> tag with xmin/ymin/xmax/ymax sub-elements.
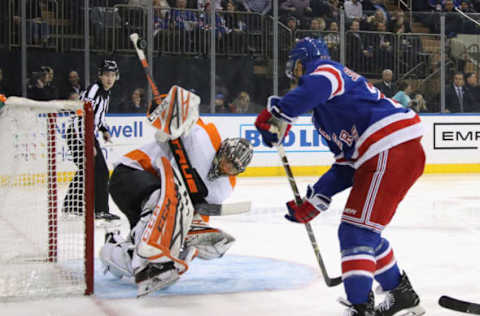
<box><xmin>254</xmin><ymin>97</ymin><xmax>291</xmax><ymax>147</ymax></box>
<box><xmin>285</xmin><ymin>185</ymin><xmax>331</xmax><ymax>223</ymax></box>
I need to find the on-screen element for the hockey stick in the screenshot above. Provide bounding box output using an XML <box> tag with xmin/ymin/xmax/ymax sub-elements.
<box><xmin>129</xmin><ymin>33</ymin><xmax>165</xmax><ymax>108</ymax></box>
<box><xmin>439</xmin><ymin>296</ymin><xmax>480</xmax><ymax>314</ymax></box>
<box><xmin>275</xmin><ymin>145</ymin><xmax>342</xmax><ymax>287</ymax></box>
<box><xmin>196</xmin><ymin>201</ymin><xmax>251</xmax><ymax>216</ymax></box>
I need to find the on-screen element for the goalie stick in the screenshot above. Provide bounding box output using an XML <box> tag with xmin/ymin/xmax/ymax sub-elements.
<box><xmin>276</xmin><ymin>145</ymin><xmax>342</xmax><ymax>287</ymax></box>
<box><xmin>439</xmin><ymin>296</ymin><xmax>480</xmax><ymax>314</ymax></box>
<box><xmin>196</xmin><ymin>201</ymin><xmax>251</xmax><ymax>216</ymax></box>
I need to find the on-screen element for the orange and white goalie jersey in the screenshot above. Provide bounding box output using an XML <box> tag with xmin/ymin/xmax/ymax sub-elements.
<box><xmin>115</xmin><ymin>119</ymin><xmax>236</xmax><ymax>204</ymax></box>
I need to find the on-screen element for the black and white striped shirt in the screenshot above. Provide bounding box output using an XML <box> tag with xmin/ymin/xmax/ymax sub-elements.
<box><xmin>80</xmin><ymin>82</ymin><xmax>110</xmax><ymax>134</ymax></box>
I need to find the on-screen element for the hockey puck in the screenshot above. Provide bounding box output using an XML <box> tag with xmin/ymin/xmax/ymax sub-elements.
<box><xmin>138</xmin><ymin>39</ymin><xmax>147</xmax><ymax>49</ymax></box>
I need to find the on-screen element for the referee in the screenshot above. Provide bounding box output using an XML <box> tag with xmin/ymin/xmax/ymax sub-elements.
<box><xmin>63</xmin><ymin>60</ymin><xmax>120</xmax><ymax>221</ymax></box>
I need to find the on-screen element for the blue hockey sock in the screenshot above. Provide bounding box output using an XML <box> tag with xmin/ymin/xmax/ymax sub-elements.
<box><xmin>374</xmin><ymin>238</ymin><xmax>401</xmax><ymax>291</ymax></box>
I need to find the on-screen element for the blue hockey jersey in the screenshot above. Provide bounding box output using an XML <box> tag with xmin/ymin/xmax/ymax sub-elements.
<box><xmin>269</xmin><ymin>60</ymin><xmax>424</xmax><ymax>197</ymax></box>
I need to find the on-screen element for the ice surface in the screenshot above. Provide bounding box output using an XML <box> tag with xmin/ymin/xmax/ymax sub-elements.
<box><xmin>1</xmin><ymin>174</ymin><xmax>479</xmax><ymax>315</ymax></box>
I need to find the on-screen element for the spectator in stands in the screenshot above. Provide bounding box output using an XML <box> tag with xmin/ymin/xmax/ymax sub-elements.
<box><xmin>434</xmin><ymin>0</ymin><xmax>463</xmax><ymax>35</ymax></box>
<box><xmin>321</xmin><ymin>0</ymin><xmax>340</xmax><ymax>25</ymax></box>
<box><xmin>324</xmin><ymin>21</ymin><xmax>340</xmax><ymax>60</ymax></box>
<box><xmin>344</xmin><ymin>0</ymin><xmax>363</xmax><ymax>21</ymax></box>
<box><xmin>198</xmin><ymin>0</ymin><xmax>223</xmax><ymax>11</ymax></box>
<box><xmin>375</xmin><ymin>69</ymin><xmax>396</xmax><ymax>98</ymax></box>
<box><xmin>389</xmin><ymin>9</ymin><xmax>411</xmax><ymax>33</ymax></box>
<box><xmin>364</xmin><ymin>9</ymin><xmax>386</xmax><ymax>31</ymax></box>
<box><xmin>464</xmin><ymin>72</ymin><xmax>480</xmax><ymax>111</ymax></box>
<box><xmin>27</xmin><ymin>66</ymin><xmax>56</xmax><ymax>101</ymax></box>
<box><xmin>286</xmin><ymin>16</ymin><xmax>300</xmax><ymax>37</ymax></box>
<box><xmin>362</xmin><ymin>0</ymin><xmax>389</xmax><ymax>21</ymax></box>
<box><xmin>374</xmin><ymin>22</ymin><xmax>394</xmax><ymax>71</ymax></box>
<box><xmin>223</xmin><ymin>0</ymin><xmax>248</xmax><ymax>52</ymax></box>
<box><xmin>13</xmin><ymin>0</ymin><xmax>51</xmax><ymax>45</ymax></box>
<box><xmin>302</xmin><ymin>17</ymin><xmax>326</xmax><ymax>39</ymax></box>
<box><xmin>61</xmin><ymin>70</ymin><xmax>83</xmax><ymax>100</ymax></box>
<box><xmin>118</xmin><ymin>88</ymin><xmax>147</xmax><ymax>113</ymax></box>
<box><xmin>242</xmin><ymin>0</ymin><xmax>272</xmax><ymax>15</ymax></box>
<box><xmin>445</xmin><ymin>72</ymin><xmax>466</xmax><ymax>112</ymax></box>
<box><xmin>214</xmin><ymin>93</ymin><xmax>228</xmax><ymax>112</ymax></box>
<box><xmin>154</xmin><ymin>0</ymin><xmax>170</xmax><ymax>16</ymax></box>
<box><xmin>43</xmin><ymin>66</ymin><xmax>58</xmax><ymax>99</ymax></box>
<box><xmin>171</xmin><ymin>0</ymin><xmax>198</xmax><ymax>30</ymax></box>
<box><xmin>224</xmin><ymin>0</ymin><xmax>247</xmax><ymax>31</ymax></box>
<box><xmin>169</xmin><ymin>0</ymin><xmax>200</xmax><ymax>52</ymax></box>
<box><xmin>393</xmin><ymin>80</ymin><xmax>427</xmax><ymax>111</ymax></box>
<box><xmin>393</xmin><ymin>81</ymin><xmax>413</xmax><ymax>107</ymax></box>
<box><xmin>200</xmin><ymin>2</ymin><xmax>227</xmax><ymax>44</ymax></box>
<box><xmin>346</xmin><ymin>19</ymin><xmax>373</xmax><ymax>72</ymax></box>
<box><xmin>410</xmin><ymin>93</ymin><xmax>428</xmax><ymax>112</ymax></box>
<box><xmin>428</xmin><ymin>0</ymin><xmax>446</xmax><ymax>11</ymax></box>
<box><xmin>152</xmin><ymin>0</ymin><xmax>170</xmax><ymax>39</ymax></box>
<box><xmin>459</xmin><ymin>0</ymin><xmax>475</xmax><ymax>12</ymax></box>
<box><xmin>279</xmin><ymin>0</ymin><xmax>312</xmax><ymax>22</ymax></box>
<box><xmin>228</xmin><ymin>91</ymin><xmax>251</xmax><ymax>113</ymax></box>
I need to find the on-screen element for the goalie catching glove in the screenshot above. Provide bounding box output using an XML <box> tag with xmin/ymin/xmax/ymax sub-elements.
<box><xmin>285</xmin><ymin>185</ymin><xmax>331</xmax><ymax>223</ymax></box>
<box><xmin>254</xmin><ymin>96</ymin><xmax>292</xmax><ymax>147</ymax></box>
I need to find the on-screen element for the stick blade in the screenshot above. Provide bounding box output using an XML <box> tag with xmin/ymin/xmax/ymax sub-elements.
<box><xmin>326</xmin><ymin>276</ymin><xmax>343</xmax><ymax>287</ymax></box>
<box><xmin>195</xmin><ymin>201</ymin><xmax>251</xmax><ymax>216</ymax></box>
<box><xmin>129</xmin><ymin>33</ymin><xmax>139</xmax><ymax>43</ymax></box>
<box><xmin>439</xmin><ymin>296</ymin><xmax>480</xmax><ymax>314</ymax></box>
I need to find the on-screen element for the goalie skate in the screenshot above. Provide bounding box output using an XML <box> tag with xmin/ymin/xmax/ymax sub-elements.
<box><xmin>135</xmin><ymin>262</ymin><xmax>180</xmax><ymax>298</ymax></box>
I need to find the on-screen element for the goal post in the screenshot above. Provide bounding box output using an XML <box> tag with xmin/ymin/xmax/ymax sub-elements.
<box><xmin>0</xmin><ymin>97</ymin><xmax>95</xmax><ymax>298</ymax></box>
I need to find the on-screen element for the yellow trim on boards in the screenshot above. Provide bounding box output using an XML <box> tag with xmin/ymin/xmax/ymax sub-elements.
<box><xmin>1</xmin><ymin>164</ymin><xmax>479</xmax><ymax>187</ymax></box>
<box><xmin>239</xmin><ymin>163</ymin><xmax>480</xmax><ymax>177</ymax></box>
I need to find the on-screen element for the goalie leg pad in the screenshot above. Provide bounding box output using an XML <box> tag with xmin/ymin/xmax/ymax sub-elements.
<box><xmin>185</xmin><ymin>213</ymin><xmax>235</xmax><ymax>260</ymax></box>
<box><xmin>136</xmin><ymin>157</ymin><xmax>195</xmax><ymax>273</ymax></box>
<box><xmin>99</xmin><ymin>232</ymin><xmax>134</xmax><ymax>279</ymax></box>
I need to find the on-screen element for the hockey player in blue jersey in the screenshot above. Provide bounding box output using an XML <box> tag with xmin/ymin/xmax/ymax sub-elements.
<box><xmin>255</xmin><ymin>38</ymin><xmax>426</xmax><ymax>316</ymax></box>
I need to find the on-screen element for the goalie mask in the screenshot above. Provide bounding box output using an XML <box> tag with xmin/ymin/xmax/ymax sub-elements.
<box><xmin>207</xmin><ymin>138</ymin><xmax>253</xmax><ymax>181</ymax></box>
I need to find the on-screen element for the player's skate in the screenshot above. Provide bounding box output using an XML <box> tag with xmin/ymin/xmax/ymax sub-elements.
<box><xmin>339</xmin><ymin>291</ymin><xmax>375</xmax><ymax>316</ymax></box>
<box><xmin>184</xmin><ymin>212</ymin><xmax>235</xmax><ymax>260</ymax></box>
<box><xmin>374</xmin><ymin>272</ymin><xmax>426</xmax><ymax>316</ymax></box>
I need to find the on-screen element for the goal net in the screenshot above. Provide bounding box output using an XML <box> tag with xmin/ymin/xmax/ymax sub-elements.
<box><xmin>0</xmin><ymin>97</ymin><xmax>94</xmax><ymax>299</ymax></box>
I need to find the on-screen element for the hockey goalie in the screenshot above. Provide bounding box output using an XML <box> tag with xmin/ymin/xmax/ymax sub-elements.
<box><xmin>99</xmin><ymin>86</ymin><xmax>254</xmax><ymax>297</ymax></box>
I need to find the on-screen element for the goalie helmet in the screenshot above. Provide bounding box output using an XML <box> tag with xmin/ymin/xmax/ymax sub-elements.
<box><xmin>98</xmin><ymin>59</ymin><xmax>120</xmax><ymax>80</ymax></box>
<box><xmin>207</xmin><ymin>138</ymin><xmax>253</xmax><ymax>181</ymax></box>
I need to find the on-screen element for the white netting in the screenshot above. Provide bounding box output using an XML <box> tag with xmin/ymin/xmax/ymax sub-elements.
<box><xmin>0</xmin><ymin>98</ymin><xmax>91</xmax><ymax>299</ymax></box>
